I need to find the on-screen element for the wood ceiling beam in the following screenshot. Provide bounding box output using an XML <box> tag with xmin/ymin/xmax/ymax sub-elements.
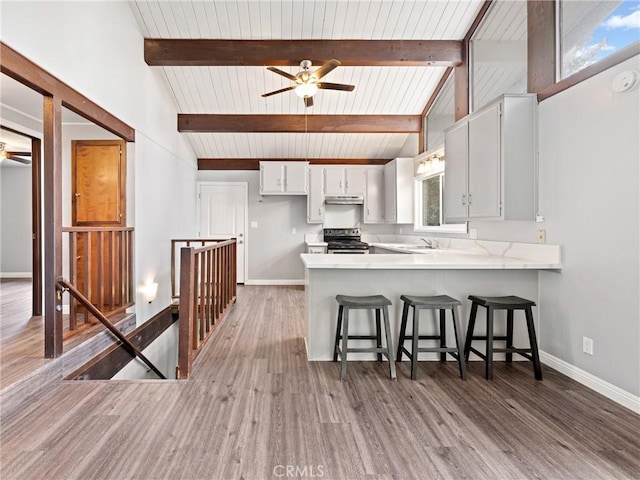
<box><xmin>145</xmin><ymin>39</ymin><xmax>463</xmax><ymax>67</ymax></box>
<box><xmin>179</xmin><ymin>114</ymin><xmax>420</xmax><ymax>133</ymax></box>
<box><xmin>0</xmin><ymin>42</ymin><xmax>135</xmax><ymax>142</ymax></box>
<box><xmin>198</xmin><ymin>158</ymin><xmax>391</xmax><ymax>170</ymax></box>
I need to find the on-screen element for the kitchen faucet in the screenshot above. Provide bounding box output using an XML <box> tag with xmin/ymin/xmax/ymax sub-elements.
<box><xmin>420</xmin><ymin>238</ymin><xmax>438</xmax><ymax>249</ymax></box>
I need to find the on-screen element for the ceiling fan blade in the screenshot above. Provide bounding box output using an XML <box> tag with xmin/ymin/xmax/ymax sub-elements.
<box><xmin>304</xmin><ymin>96</ymin><xmax>314</xmax><ymax>108</ymax></box>
<box><xmin>261</xmin><ymin>85</ymin><xmax>296</xmax><ymax>98</ymax></box>
<box><xmin>317</xmin><ymin>82</ymin><xmax>355</xmax><ymax>92</ymax></box>
<box><xmin>266</xmin><ymin>66</ymin><xmax>298</xmax><ymax>82</ymax></box>
<box><xmin>7</xmin><ymin>154</ymin><xmax>32</xmax><ymax>165</ymax></box>
<box><xmin>7</xmin><ymin>151</ymin><xmax>32</xmax><ymax>157</ymax></box>
<box><xmin>312</xmin><ymin>59</ymin><xmax>340</xmax><ymax>80</ymax></box>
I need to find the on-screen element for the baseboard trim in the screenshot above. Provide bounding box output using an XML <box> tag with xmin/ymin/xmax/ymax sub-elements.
<box><xmin>0</xmin><ymin>272</ymin><xmax>32</xmax><ymax>278</ymax></box>
<box><xmin>244</xmin><ymin>279</ymin><xmax>305</xmax><ymax>286</ymax></box>
<box><xmin>540</xmin><ymin>350</ymin><xmax>640</xmax><ymax>414</ymax></box>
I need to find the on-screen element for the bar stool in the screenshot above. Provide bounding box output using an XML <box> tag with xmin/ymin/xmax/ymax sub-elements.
<box><xmin>333</xmin><ymin>295</ymin><xmax>397</xmax><ymax>381</ymax></box>
<box><xmin>463</xmin><ymin>295</ymin><xmax>542</xmax><ymax>380</ymax></box>
<box><xmin>396</xmin><ymin>295</ymin><xmax>467</xmax><ymax>380</ymax></box>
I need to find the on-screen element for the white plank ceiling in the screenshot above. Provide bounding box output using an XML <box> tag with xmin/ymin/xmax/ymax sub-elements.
<box><xmin>129</xmin><ymin>0</ymin><xmax>485</xmax><ymax>161</ymax></box>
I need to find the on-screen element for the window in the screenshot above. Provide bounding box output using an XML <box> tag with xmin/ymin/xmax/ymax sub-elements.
<box><xmin>470</xmin><ymin>0</ymin><xmax>528</xmax><ymax>111</ymax></box>
<box><xmin>559</xmin><ymin>0</ymin><xmax>640</xmax><ymax>80</ymax></box>
<box><xmin>414</xmin><ymin>154</ymin><xmax>466</xmax><ymax>234</ymax></box>
<box><xmin>421</xmin><ymin>174</ymin><xmax>443</xmax><ymax>226</ymax></box>
<box><xmin>425</xmin><ymin>73</ymin><xmax>455</xmax><ymax>151</ymax></box>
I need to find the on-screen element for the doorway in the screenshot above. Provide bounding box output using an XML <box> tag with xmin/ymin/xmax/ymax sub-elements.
<box><xmin>71</xmin><ymin>139</ymin><xmax>127</xmax><ymax>315</ymax></box>
<box><xmin>198</xmin><ymin>182</ymin><xmax>248</xmax><ymax>284</ymax></box>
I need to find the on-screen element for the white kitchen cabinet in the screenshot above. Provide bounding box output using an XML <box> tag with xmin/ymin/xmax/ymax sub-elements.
<box><xmin>260</xmin><ymin>161</ymin><xmax>309</xmax><ymax>195</ymax></box>
<box><xmin>363</xmin><ymin>166</ymin><xmax>384</xmax><ymax>223</ymax></box>
<box><xmin>443</xmin><ymin>94</ymin><xmax>537</xmax><ymax>222</ymax></box>
<box><xmin>384</xmin><ymin>157</ymin><xmax>414</xmax><ymax>224</ymax></box>
<box><xmin>345</xmin><ymin>168</ymin><xmax>366</xmax><ymax>195</ymax></box>
<box><xmin>323</xmin><ymin>166</ymin><xmax>366</xmax><ymax>195</ymax></box>
<box><xmin>307</xmin><ymin>166</ymin><xmax>325</xmax><ymax>223</ymax></box>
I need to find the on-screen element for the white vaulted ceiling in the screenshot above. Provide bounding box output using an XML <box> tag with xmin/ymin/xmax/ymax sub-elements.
<box><xmin>129</xmin><ymin>0</ymin><xmax>485</xmax><ymax>163</ymax></box>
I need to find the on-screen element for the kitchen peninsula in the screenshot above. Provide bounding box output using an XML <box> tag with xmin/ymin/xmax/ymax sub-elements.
<box><xmin>300</xmin><ymin>240</ymin><xmax>561</xmax><ymax>361</ymax></box>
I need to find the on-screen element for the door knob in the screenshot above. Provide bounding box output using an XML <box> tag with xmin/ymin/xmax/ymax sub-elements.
<box><xmin>238</xmin><ymin>233</ymin><xmax>243</xmax><ymax>237</ymax></box>
<box><xmin>239</xmin><ymin>240</ymin><xmax>244</xmax><ymax>244</ymax></box>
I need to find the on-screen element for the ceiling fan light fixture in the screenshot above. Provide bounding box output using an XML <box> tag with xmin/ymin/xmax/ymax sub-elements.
<box><xmin>295</xmin><ymin>83</ymin><xmax>318</xmax><ymax>98</ymax></box>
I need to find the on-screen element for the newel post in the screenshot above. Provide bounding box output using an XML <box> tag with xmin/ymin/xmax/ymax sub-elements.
<box><xmin>177</xmin><ymin>247</ymin><xmax>196</xmax><ymax>379</ymax></box>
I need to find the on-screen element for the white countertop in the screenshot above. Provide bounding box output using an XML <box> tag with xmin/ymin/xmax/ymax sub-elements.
<box><xmin>300</xmin><ymin>240</ymin><xmax>562</xmax><ymax>270</ymax></box>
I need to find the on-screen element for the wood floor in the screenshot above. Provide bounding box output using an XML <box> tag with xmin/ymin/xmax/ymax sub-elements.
<box><xmin>1</xmin><ymin>285</ymin><xmax>639</xmax><ymax>479</ymax></box>
<box><xmin>0</xmin><ymin>279</ymin><xmax>128</xmax><ymax>389</ymax></box>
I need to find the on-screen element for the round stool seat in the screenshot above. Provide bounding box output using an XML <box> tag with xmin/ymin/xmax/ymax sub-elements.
<box><xmin>400</xmin><ymin>294</ymin><xmax>462</xmax><ymax>308</ymax></box>
<box><xmin>468</xmin><ymin>295</ymin><xmax>536</xmax><ymax>309</ymax></box>
<box><xmin>336</xmin><ymin>294</ymin><xmax>391</xmax><ymax>308</ymax></box>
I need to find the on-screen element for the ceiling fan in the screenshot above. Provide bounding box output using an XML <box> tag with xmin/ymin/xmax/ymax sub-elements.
<box><xmin>262</xmin><ymin>59</ymin><xmax>355</xmax><ymax>107</ymax></box>
<box><xmin>0</xmin><ymin>142</ymin><xmax>31</xmax><ymax>165</ymax></box>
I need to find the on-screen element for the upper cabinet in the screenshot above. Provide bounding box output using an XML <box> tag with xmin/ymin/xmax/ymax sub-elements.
<box><xmin>363</xmin><ymin>166</ymin><xmax>385</xmax><ymax>224</ymax></box>
<box><xmin>307</xmin><ymin>166</ymin><xmax>325</xmax><ymax>223</ymax></box>
<box><xmin>443</xmin><ymin>94</ymin><xmax>537</xmax><ymax>222</ymax></box>
<box><xmin>384</xmin><ymin>157</ymin><xmax>414</xmax><ymax>224</ymax></box>
<box><xmin>260</xmin><ymin>161</ymin><xmax>309</xmax><ymax>195</ymax></box>
<box><xmin>324</xmin><ymin>166</ymin><xmax>366</xmax><ymax>196</ymax></box>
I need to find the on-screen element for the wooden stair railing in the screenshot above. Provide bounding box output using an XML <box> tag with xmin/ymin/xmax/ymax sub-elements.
<box><xmin>57</xmin><ymin>277</ymin><xmax>166</xmax><ymax>379</ymax></box>
<box><xmin>176</xmin><ymin>239</ymin><xmax>237</xmax><ymax>379</ymax></box>
<box><xmin>63</xmin><ymin>226</ymin><xmax>134</xmax><ymax>336</ymax></box>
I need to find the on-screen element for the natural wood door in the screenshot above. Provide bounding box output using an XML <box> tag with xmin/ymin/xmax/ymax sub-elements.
<box><xmin>72</xmin><ymin>140</ymin><xmax>126</xmax><ymax>314</ymax></box>
<box><xmin>72</xmin><ymin>140</ymin><xmax>125</xmax><ymax>226</ymax></box>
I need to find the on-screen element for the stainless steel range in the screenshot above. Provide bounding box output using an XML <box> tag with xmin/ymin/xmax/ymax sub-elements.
<box><xmin>324</xmin><ymin>228</ymin><xmax>370</xmax><ymax>254</ymax></box>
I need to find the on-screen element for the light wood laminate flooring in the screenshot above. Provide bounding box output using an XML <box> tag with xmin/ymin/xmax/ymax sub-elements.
<box><xmin>0</xmin><ymin>279</ymin><xmax>123</xmax><ymax>389</ymax></box>
<box><xmin>1</xmin><ymin>285</ymin><xmax>639</xmax><ymax>479</ymax></box>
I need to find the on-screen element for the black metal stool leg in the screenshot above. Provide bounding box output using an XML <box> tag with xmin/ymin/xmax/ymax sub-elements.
<box><xmin>506</xmin><ymin>309</ymin><xmax>514</xmax><ymax>363</ymax></box>
<box><xmin>451</xmin><ymin>306</ymin><xmax>467</xmax><ymax>380</ymax></box>
<box><xmin>375</xmin><ymin>309</ymin><xmax>382</xmax><ymax>362</ymax></box>
<box><xmin>396</xmin><ymin>302</ymin><xmax>409</xmax><ymax>361</ymax></box>
<box><xmin>411</xmin><ymin>306</ymin><xmax>419</xmax><ymax>380</ymax></box>
<box><xmin>333</xmin><ymin>305</ymin><xmax>343</xmax><ymax>362</ymax></box>
<box><xmin>485</xmin><ymin>306</ymin><xmax>494</xmax><ymax>380</ymax></box>
<box><xmin>340</xmin><ymin>307</ymin><xmax>350</xmax><ymax>382</ymax></box>
<box><xmin>525</xmin><ymin>306</ymin><xmax>543</xmax><ymax>380</ymax></box>
<box><xmin>439</xmin><ymin>309</ymin><xmax>447</xmax><ymax>362</ymax></box>
<box><xmin>464</xmin><ymin>302</ymin><xmax>478</xmax><ymax>362</ymax></box>
<box><xmin>382</xmin><ymin>306</ymin><xmax>397</xmax><ymax>380</ymax></box>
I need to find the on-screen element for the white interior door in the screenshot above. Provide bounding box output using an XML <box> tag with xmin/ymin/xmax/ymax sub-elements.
<box><xmin>198</xmin><ymin>183</ymin><xmax>247</xmax><ymax>283</ymax></box>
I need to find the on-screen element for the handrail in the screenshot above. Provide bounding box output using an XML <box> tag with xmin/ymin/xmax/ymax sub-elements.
<box><xmin>176</xmin><ymin>239</ymin><xmax>237</xmax><ymax>378</ymax></box>
<box><xmin>171</xmin><ymin>238</ymin><xmax>235</xmax><ymax>299</ymax></box>
<box><xmin>56</xmin><ymin>277</ymin><xmax>166</xmax><ymax>379</ymax></box>
<box><xmin>62</xmin><ymin>226</ymin><xmax>135</xmax><ymax>232</ymax></box>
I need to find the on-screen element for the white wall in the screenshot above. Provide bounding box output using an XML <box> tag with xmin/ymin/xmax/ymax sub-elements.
<box><xmin>1</xmin><ymin>1</ymin><xmax>198</xmax><ymax>323</ymax></box>
<box><xmin>0</xmin><ymin>164</ymin><xmax>32</xmax><ymax>276</ymax></box>
<box><xmin>537</xmin><ymin>56</ymin><xmax>640</xmax><ymax>397</ymax></box>
<box><xmin>198</xmin><ymin>170</ymin><xmax>398</xmax><ymax>282</ymax></box>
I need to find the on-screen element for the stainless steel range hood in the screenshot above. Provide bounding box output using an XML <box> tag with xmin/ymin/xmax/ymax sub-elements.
<box><xmin>324</xmin><ymin>195</ymin><xmax>364</xmax><ymax>205</ymax></box>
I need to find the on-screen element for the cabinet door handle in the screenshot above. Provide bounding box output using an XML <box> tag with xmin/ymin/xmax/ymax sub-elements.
<box><xmin>462</xmin><ymin>194</ymin><xmax>466</xmax><ymax>206</ymax></box>
<box><xmin>339</xmin><ymin>180</ymin><xmax>343</xmax><ymax>189</ymax></box>
<box><xmin>468</xmin><ymin>193</ymin><xmax>472</xmax><ymax>205</ymax></box>
<box><xmin>318</xmin><ymin>208</ymin><xmax>322</xmax><ymax>215</ymax></box>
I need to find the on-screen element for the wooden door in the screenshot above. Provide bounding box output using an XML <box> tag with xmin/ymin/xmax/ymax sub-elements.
<box><xmin>72</xmin><ymin>140</ymin><xmax>126</xmax><ymax>314</ymax></box>
<box><xmin>72</xmin><ymin>140</ymin><xmax>125</xmax><ymax>226</ymax></box>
